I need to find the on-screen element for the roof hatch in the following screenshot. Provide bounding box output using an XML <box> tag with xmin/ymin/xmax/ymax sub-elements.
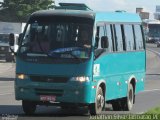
<box><xmin>55</xmin><ymin>3</ymin><xmax>92</xmax><ymax>11</ymax></box>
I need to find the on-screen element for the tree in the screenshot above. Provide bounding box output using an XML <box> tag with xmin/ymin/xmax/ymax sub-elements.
<box><xmin>0</xmin><ymin>0</ymin><xmax>55</xmax><ymax>22</ymax></box>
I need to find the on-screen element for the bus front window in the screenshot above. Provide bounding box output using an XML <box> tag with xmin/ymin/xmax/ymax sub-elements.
<box><xmin>20</xmin><ymin>20</ymin><xmax>93</xmax><ymax>60</ymax></box>
<box><xmin>148</xmin><ymin>24</ymin><xmax>160</xmax><ymax>37</ymax></box>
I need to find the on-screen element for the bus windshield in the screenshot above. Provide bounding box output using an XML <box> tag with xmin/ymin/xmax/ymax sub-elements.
<box><xmin>19</xmin><ymin>17</ymin><xmax>93</xmax><ymax>60</ymax></box>
<box><xmin>148</xmin><ymin>24</ymin><xmax>160</xmax><ymax>37</ymax></box>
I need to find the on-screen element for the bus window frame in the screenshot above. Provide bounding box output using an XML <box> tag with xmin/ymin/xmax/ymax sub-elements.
<box><xmin>123</xmin><ymin>24</ymin><xmax>136</xmax><ymax>51</ymax></box>
<box><xmin>94</xmin><ymin>22</ymin><xmax>145</xmax><ymax>54</ymax></box>
<box><xmin>133</xmin><ymin>24</ymin><xmax>145</xmax><ymax>51</ymax></box>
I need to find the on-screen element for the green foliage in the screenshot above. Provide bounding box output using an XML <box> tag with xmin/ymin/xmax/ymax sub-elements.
<box><xmin>0</xmin><ymin>0</ymin><xmax>55</xmax><ymax>22</ymax></box>
<box><xmin>145</xmin><ymin>107</ymin><xmax>160</xmax><ymax>114</ymax></box>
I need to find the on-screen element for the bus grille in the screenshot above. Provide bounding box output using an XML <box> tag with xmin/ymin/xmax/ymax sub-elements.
<box><xmin>30</xmin><ymin>76</ymin><xmax>69</xmax><ymax>83</ymax></box>
<box><xmin>0</xmin><ymin>46</ymin><xmax>9</xmax><ymax>52</ymax></box>
<box><xmin>35</xmin><ymin>88</ymin><xmax>64</xmax><ymax>96</ymax></box>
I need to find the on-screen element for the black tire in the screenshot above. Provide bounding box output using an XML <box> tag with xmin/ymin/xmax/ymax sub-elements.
<box><xmin>89</xmin><ymin>87</ymin><xmax>105</xmax><ymax>115</ymax></box>
<box><xmin>22</xmin><ymin>100</ymin><xmax>36</xmax><ymax>115</ymax></box>
<box><xmin>112</xmin><ymin>83</ymin><xmax>134</xmax><ymax>111</ymax></box>
<box><xmin>121</xmin><ymin>83</ymin><xmax>134</xmax><ymax>111</ymax></box>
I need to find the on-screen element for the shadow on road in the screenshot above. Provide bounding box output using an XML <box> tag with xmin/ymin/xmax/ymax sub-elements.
<box><xmin>0</xmin><ymin>77</ymin><xmax>15</xmax><ymax>81</ymax></box>
<box><xmin>0</xmin><ymin>105</ymin><xmax>22</xmax><ymax>115</ymax></box>
<box><xmin>0</xmin><ymin>105</ymin><xmax>89</xmax><ymax>117</ymax></box>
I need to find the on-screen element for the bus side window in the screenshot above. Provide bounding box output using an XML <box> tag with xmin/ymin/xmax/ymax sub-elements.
<box><xmin>106</xmin><ymin>24</ymin><xmax>113</xmax><ymax>52</ymax></box>
<box><xmin>124</xmin><ymin>25</ymin><xmax>135</xmax><ymax>51</ymax></box>
<box><xmin>114</xmin><ymin>24</ymin><xmax>123</xmax><ymax>52</ymax></box>
<box><xmin>121</xmin><ymin>25</ymin><xmax>127</xmax><ymax>51</ymax></box>
<box><xmin>141</xmin><ymin>25</ymin><xmax>146</xmax><ymax>49</ymax></box>
<box><xmin>134</xmin><ymin>25</ymin><xmax>144</xmax><ymax>50</ymax></box>
<box><xmin>132</xmin><ymin>25</ymin><xmax>136</xmax><ymax>50</ymax></box>
<box><xmin>95</xmin><ymin>26</ymin><xmax>100</xmax><ymax>49</ymax></box>
<box><xmin>94</xmin><ymin>24</ymin><xmax>109</xmax><ymax>58</ymax></box>
<box><xmin>110</xmin><ymin>25</ymin><xmax>116</xmax><ymax>51</ymax></box>
<box><xmin>96</xmin><ymin>25</ymin><xmax>105</xmax><ymax>49</ymax></box>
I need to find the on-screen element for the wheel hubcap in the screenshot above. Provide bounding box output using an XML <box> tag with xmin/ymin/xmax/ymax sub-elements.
<box><xmin>97</xmin><ymin>94</ymin><xmax>104</xmax><ymax>109</ymax></box>
<box><xmin>128</xmin><ymin>89</ymin><xmax>133</xmax><ymax>108</ymax></box>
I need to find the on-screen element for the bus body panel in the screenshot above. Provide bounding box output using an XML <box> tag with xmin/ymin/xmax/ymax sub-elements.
<box><xmin>15</xmin><ymin>79</ymin><xmax>93</xmax><ymax>103</ymax></box>
<box><xmin>94</xmin><ymin>51</ymin><xmax>145</xmax><ymax>100</ymax></box>
<box><xmin>16</xmin><ymin>58</ymin><xmax>93</xmax><ymax>77</ymax></box>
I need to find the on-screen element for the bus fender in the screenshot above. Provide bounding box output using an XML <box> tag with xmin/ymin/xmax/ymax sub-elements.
<box><xmin>96</xmin><ymin>79</ymin><xmax>106</xmax><ymax>100</ymax></box>
<box><xmin>127</xmin><ymin>75</ymin><xmax>136</xmax><ymax>90</ymax></box>
<box><xmin>126</xmin><ymin>75</ymin><xmax>136</xmax><ymax>103</ymax></box>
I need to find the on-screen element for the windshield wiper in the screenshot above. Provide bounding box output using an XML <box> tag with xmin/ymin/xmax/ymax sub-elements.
<box><xmin>49</xmin><ymin>50</ymin><xmax>82</xmax><ymax>62</ymax></box>
<box><xmin>63</xmin><ymin>51</ymin><xmax>82</xmax><ymax>62</ymax></box>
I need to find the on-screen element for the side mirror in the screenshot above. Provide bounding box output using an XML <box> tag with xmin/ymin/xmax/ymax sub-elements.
<box><xmin>101</xmin><ymin>36</ymin><xmax>109</xmax><ymax>48</ymax></box>
<box><xmin>9</xmin><ymin>33</ymin><xmax>15</xmax><ymax>46</ymax></box>
<box><xmin>18</xmin><ymin>33</ymin><xmax>23</xmax><ymax>45</ymax></box>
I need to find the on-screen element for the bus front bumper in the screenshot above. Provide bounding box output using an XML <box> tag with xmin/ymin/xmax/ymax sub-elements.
<box><xmin>15</xmin><ymin>79</ymin><xmax>96</xmax><ymax>104</ymax></box>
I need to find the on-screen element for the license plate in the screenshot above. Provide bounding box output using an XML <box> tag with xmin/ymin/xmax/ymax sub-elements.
<box><xmin>40</xmin><ymin>95</ymin><xmax>56</xmax><ymax>102</ymax></box>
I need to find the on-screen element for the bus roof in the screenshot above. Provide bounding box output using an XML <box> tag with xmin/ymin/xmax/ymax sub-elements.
<box><xmin>31</xmin><ymin>9</ymin><xmax>141</xmax><ymax>24</ymax></box>
<box><xmin>55</xmin><ymin>3</ymin><xmax>92</xmax><ymax>11</ymax></box>
<box><xmin>30</xmin><ymin>10</ymin><xmax>95</xmax><ymax>20</ymax></box>
<box><xmin>95</xmin><ymin>11</ymin><xmax>141</xmax><ymax>23</ymax></box>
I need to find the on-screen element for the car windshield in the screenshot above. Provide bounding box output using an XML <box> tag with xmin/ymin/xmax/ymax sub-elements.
<box><xmin>19</xmin><ymin>17</ymin><xmax>93</xmax><ymax>59</ymax></box>
<box><xmin>0</xmin><ymin>34</ymin><xmax>9</xmax><ymax>44</ymax></box>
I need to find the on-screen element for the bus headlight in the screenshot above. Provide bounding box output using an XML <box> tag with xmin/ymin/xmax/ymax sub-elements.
<box><xmin>16</xmin><ymin>74</ymin><xmax>28</xmax><ymax>80</ymax></box>
<box><xmin>70</xmin><ymin>76</ymin><xmax>89</xmax><ymax>82</ymax></box>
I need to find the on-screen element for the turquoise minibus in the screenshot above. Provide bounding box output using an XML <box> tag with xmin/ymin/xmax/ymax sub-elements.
<box><xmin>14</xmin><ymin>3</ymin><xmax>146</xmax><ymax>115</ymax></box>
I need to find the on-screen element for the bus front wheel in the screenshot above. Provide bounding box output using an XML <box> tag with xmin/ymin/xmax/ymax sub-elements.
<box><xmin>22</xmin><ymin>100</ymin><xmax>36</xmax><ymax>115</ymax></box>
<box><xmin>89</xmin><ymin>86</ymin><xmax>105</xmax><ymax>115</ymax></box>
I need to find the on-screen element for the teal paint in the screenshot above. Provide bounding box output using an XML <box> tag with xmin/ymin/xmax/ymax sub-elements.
<box><xmin>15</xmin><ymin>8</ymin><xmax>145</xmax><ymax>105</ymax></box>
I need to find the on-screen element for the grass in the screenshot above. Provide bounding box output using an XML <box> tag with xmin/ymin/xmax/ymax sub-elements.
<box><xmin>145</xmin><ymin>106</ymin><xmax>160</xmax><ymax>114</ymax></box>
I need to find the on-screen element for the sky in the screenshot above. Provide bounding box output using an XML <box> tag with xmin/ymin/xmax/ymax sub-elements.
<box><xmin>56</xmin><ymin>0</ymin><xmax>160</xmax><ymax>19</ymax></box>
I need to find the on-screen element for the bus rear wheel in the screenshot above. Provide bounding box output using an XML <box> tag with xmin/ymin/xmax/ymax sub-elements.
<box><xmin>122</xmin><ymin>83</ymin><xmax>134</xmax><ymax>111</ymax></box>
<box><xmin>112</xmin><ymin>83</ymin><xmax>134</xmax><ymax>111</ymax></box>
<box><xmin>89</xmin><ymin>86</ymin><xmax>105</xmax><ymax>115</ymax></box>
<box><xmin>22</xmin><ymin>100</ymin><xmax>36</xmax><ymax>115</ymax></box>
